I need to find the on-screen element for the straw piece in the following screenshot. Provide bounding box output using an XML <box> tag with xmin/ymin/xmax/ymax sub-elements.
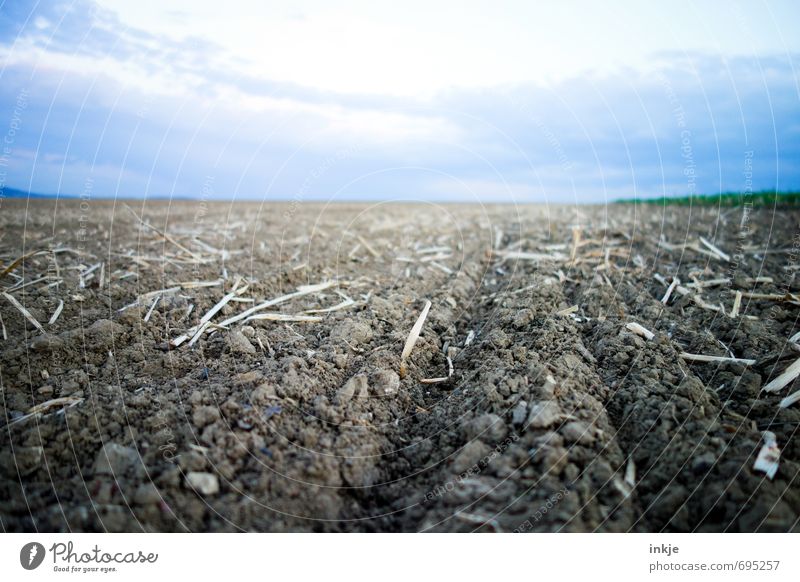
<box><xmin>27</xmin><ymin>396</ymin><xmax>82</xmax><ymax>415</ymax></box>
<box><xmin>172</xmin><ymin>278</ymin><xmax>245</xmax><ymax>347</ymax></box>
<box><xmin>762</xmin><ymin>357</ymin><xmax>800</xmax><ymax>393</ymax></box>
<box><xmin>125</xmin><ymin>204</ymin><xmax>201</xmax><ymax>259</ymax></box>
<box><xmin>5</xmin><ymin>275</ymin><xmax>59</xmax><ymax>293</ymax></box>
<box><xmin>741</xmin><ymin>292</ymin><xmax>787</xmax><ymax>300</ymax></box>
<box><xmin>140</xmin><ymin>286</ymin><xmax>181</xmax><ymax>300</ymax></box>
<box><xmin>400</xmin><ymin>300</ymin><xmax>432</xmax><ymax>377</ymax></box>
<box><xmin>2</xmin><ymin>292</ymin><xmax>45</xmax><ymax>333</ymax></box>
<box><xmin>494</xmin><ymin>228</ymin><xmax>503</xmax><ymax>250</ymax></box>
<box><xmin>464</xmin><ymin>330</ymin><xmax>476</xmax><ymax>347</ymax></box>
<box><xmin>144</xmin><ymin>295</ymin><xmax>161</xmax><ymax>323</ymax></box>
<box><xmin>48</xmin><ymin>299</ymin><xmax>64</xmax><ymax>325</ymax></box>
<box><xmin>624</xmin><ymin>458</ymin><xmax>636</xmax><ymax>488</ymax></box>
<box><xmin>79</xmin><ymin>262</ymin><xmax>102</xmax><ymax>289</ymax></box>
<box><xmin>0</xmin><ymin>250</ymin><xmax>49</xmax><ymax>277</ymax></box>
<box><xmin>685</xmin><ymin>277</ymin><xmax>729</xmax><ymax>289</ymax></box>
<box><xmin>555</xmin><ymin>305</ymin><xmax>578</xmax><ymax>317</ymax></box>
<box><xmin>420</xmin><ymin>355</ymin><xmax>454</xmax><ymax>384</ymax></box>
<box><xmin>740</xmin><ymin>291</ymin><xmax>800</xmax><ymax>305</ymax></box>
<box><xmin>357</xmin><ymin>235</ymin><xmax>380</xmax><ymax>258</ymax></box>
<box><xmin>661</xmin><ymin>277</ymin><xmax>680</xmax><ymax>304</ymax></box>
<box><xmin>753</xmin><ymin>431</ymin><xmax>780</xmax><ymax>479</ymax></box>
<box><xmin>304</xmin><ymin>296</ymin><xmax>355</xmax><ymax>314</ymax></box>
<box><xmin>679</xmin><ymin>352</ymin><xmax>756</xmax><ymax>365</ymax></box>
<box><xmin>244</xmin><ymin>313</ymin><xmax>322</xmax><ymax>323</ymax></box>
<box><xmin>177</xmin><ymin>279</ymin><xmax>224</xmax><ymax>289</ymax></box>
<box><xmin>749</xmin><ymin>276</ymin><xmax>773</xmax><ymax>285</ymax></box>
<box><xmin>730</xmin><ymin>291</ymin><xmax>742</xmax><ymax>319</ymax></box>
<box><xmin>416</xmin><ymin>246</ymin><xmax>451</xmax><ymax>255</ymax></box>
<box><xmin>190</xmin><ymin>237</ymin><xmax>225</xmax><ymax>255</ymax></box>
<box><xmin>500</xmin><ymin>250</ymin><xmax>568</xmax><ymax>262</ymax></box>
<box><xmin>699</xmin><ymin>236</ymin><xmax>731</xmax><ymax>262</ymax></box>
<box><xmin>419</xmin><ymin>253</ymin><xmax>452</xmax><ymax>263</ymax></box>
<box><xmin>691</xmin><ymin>294</ymin><xmax>723</xmax><ymax>312</ymax></box>
<box><xmin>429</xmin><ymin>261</ymin><xmax>453</xmax><ymax>275</ymax></box>
<box><xmin>420</xmin><ymin>376</ymin><xmax>448</xmax><ymax>384</ymax></box>
<box><xmin>8</xmin><ymin>397</ymin><xmax>84</xmax><ymax>426</ymax></box>
<box><xmin>626</xmin><ymin>322</ymin><xmax>654</xmax><ymax>340</ymax></box>
<box><xmin>198</xmin><ymin>278</ymin><xmax>243</xmax><ymax>326</ymax></box>
<box><xmin>186</xmin><ymin>322</ymin><xmax>212</xmax><ymax>347</ymax></box>
<box><xmin>215</xmin><ymin>281</ymin><xmax>338</xmax><ymax>329</ymax></box>
<box><xmin>570</xmin><ymin>226</ymin><xmax>582</xmax><ymax>262</ymax></box>
<box><xmin>780</xmin><ymin>390</ymin><xmax>800</xmax><ymax>409</ymax></box>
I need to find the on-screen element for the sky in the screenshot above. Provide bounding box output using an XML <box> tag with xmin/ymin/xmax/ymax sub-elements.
<box><xmin>0</xmin><ymin>0</ymin><xmax>798</xmax><ymax>203</ymax></box>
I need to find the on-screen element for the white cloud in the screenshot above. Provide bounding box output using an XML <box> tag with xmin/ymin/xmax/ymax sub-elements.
<box><xmin>94</xmin><ymin>0</ymin><xmax>800</xmax><ymax>96</ymax></box>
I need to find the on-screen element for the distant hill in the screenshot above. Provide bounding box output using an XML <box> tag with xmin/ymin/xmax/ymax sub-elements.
<box><xmin>1</xmin><ymin>187</ymin><xmax>71</xmax><ymax>199</ymax></box>
<box><xmin>0</xmin><ymin>187</ymin><xmax>187</xmax><ymax>201</ymax></box>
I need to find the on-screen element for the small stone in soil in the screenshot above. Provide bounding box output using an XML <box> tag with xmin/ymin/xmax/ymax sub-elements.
<box><xmin>371</xmin><ymin>369</ymin><xmax>400</xmax><ymax>395</ymax></box>
<box><xmin>465</xmin><ymin>413</ymin><xmax>508</xmax><ymax>443</ymax></box>
<box><xmin>527</xmin><ymin>401</ymin><xmax>561</xmax><ymax>429</ymax></box>
<box><xmin>227</xmin><ymin>331</ymin><xmax>256</xmax><ymax>354</ymax></box>
<box><xmin>93</xmin><ymin>443</ymin><xmax>139</xmax><ymax>475</ymax></box>
<box><xmin>264</xmin><ymin>405</ymin><xmax>282</xmax><ymax>419</ymax></box>
<box><xmin>337</xmin><ymin>374</ymin><xmax>368</xmax><ymax>403</ymax></box>
<box><xmin>452</xmin><ymin>441</ymin><xmax>491</xmax><ymax>473</ymax></box>
<box><xmin>192</xmin><ymin>405</ymin><xmax>220</xmax><ymax>428</ymax></box>
<box><xmin>133</xmin><ymin>482</ymin><xmax>162</xmax><ymax>505</ymax></box>
<box><xmin>0</xmin><ymin>445</ymin><xmax>43</xmax><ymax>477</ymax></box>
<box><xmin>186</xmin><ymin>472</ymin><xmax>219</xmax><ymax>495</ymax></box>
<box><xmin>560</xmin><ymin>421</ymin><xmax>594</xmax><ymax>445</ymax></box>
<box><xmin>512</xmin><ymin>400</ymin><xmax>528</xmax><ymax>426</ymax></box>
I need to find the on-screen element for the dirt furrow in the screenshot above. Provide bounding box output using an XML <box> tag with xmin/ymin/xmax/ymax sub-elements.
<box><xmin>569</xmin><ymin>271</ymin><xmax>800</xmax><ymax>531</ymax></box>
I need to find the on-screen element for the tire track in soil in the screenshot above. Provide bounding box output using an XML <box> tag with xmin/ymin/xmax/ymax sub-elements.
<box><xmin>163</xmin><ymin>209</ymin><xmax>502</xmax><ymax>532</ymax></box>
<box><xmin>566</xmin><ymin>267</ymin><xmax>800</xmax><ymax>532</ymax></box>
<box><xmin>370</xmin><ymin>252</ymin><xmax>639</xmax><ymax>531</ymax></box>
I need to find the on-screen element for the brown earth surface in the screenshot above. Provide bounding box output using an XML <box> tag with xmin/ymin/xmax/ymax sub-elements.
<box><xmin>1</xmin><ymin>199</ymin><xmax>800</xmax><ymax>532</ymax></box>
